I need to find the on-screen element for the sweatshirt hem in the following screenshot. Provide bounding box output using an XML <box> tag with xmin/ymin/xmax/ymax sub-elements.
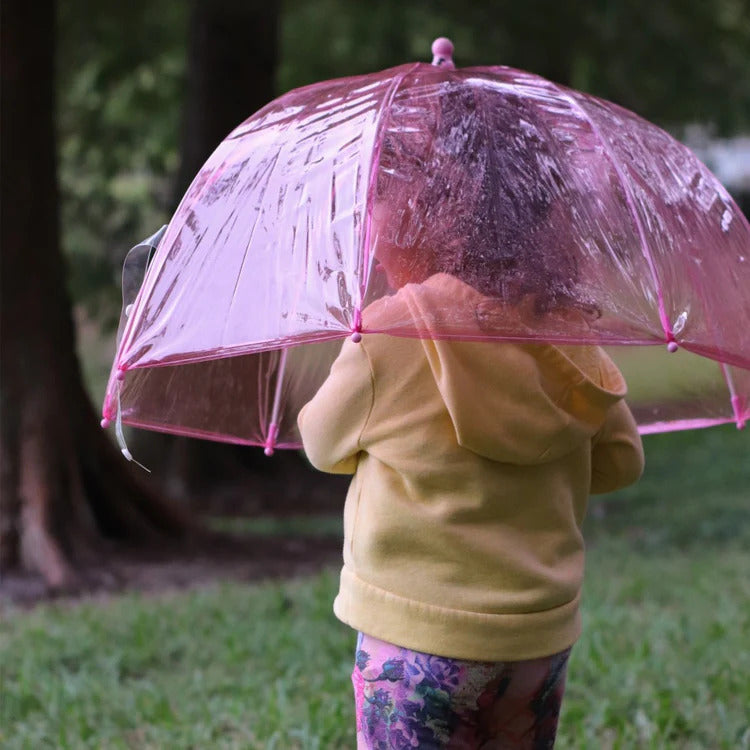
<box><xmin>334</xmin><ymin>567</ymin><xmax>582</xmax><ymax>662</ymax></box>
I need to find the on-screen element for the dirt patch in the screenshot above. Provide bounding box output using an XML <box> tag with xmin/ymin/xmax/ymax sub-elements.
<box><xmin>0</xmin><ymin>531</ymin><xmax>343</xmax><ymax>609</ymax></box>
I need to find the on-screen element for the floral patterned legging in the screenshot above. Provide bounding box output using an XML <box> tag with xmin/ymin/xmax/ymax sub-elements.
<box><xmin>352</xmin><ymin>632</ymin><xmax>570</xmax><ymax>749</ymax></box>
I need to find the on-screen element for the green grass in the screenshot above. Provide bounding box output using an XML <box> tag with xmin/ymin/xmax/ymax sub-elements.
<box><xmin>1</xmin><ymin>426</ymin><xmax>748</xmax><ymax>749</ymax></box>
<box><xmin>0</xmin><ymin>575</ymin><xmax>354</xmax><ymax>750</ymax></box>
<box><xmin>607</xmin><ymin>346</ymin><xmax>726</xmax><ymax>401</ymax></box>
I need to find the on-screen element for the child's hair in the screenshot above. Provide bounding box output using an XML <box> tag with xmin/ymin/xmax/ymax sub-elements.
<box><xmin>375</xmin><ymin>80</ymin><xmax>598</xmax><ymax>317</ymax></box>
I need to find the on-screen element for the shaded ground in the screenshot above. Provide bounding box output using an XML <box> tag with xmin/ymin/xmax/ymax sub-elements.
<box><xmin>0</xmin><ymin>434</ymin><xmax>351</xmax><ymax>607</ymax></box>
<box><xmin>0</xmin><ymin>523</ymin><xmax>343</xmax><ymax>608</ymax></box>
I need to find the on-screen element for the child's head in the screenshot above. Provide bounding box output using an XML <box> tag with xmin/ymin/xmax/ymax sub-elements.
<box><xmin>371</xmin><ymin>80</ymin><xmax>595</xmax><ymax>316</ymax></box>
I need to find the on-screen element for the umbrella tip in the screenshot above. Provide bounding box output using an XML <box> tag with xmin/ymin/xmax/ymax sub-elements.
<box><xmin>431</xmin><ymin>37</ymin><xmax>455</xmax><ymax>68</ymax></box>
<box><xmin>667</xmin><ymin>341</ymin><xmax>679</xmax><ymax>353</ymax></box>
<box><xmin>264</xmin><ymin>422</ymin><xmax>279</xmax><ymax>457</ymax></box>
<box><xmin>731</xmin><ymin>395</ymin><xmax>746</xmax><ymax>430</ymax></box>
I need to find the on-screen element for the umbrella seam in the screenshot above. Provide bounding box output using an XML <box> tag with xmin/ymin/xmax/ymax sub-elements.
<box><xmin>358</xmin><ymin>63</ymin><xmax>421</xmax><ymax>331</ymax></box>
<box><xmin>543</xmin><ymin>80</ymin><xmax>674</xmax><ymax>344</ymax></box>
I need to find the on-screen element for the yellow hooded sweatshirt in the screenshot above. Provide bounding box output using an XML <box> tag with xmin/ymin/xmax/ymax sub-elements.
<box><xmin>298</xmin><ymin>273</ymin><xmax>644</xmax><ymax>661</ymax></box>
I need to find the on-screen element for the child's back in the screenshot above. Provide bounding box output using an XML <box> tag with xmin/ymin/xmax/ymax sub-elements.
<box><xmin>299</xmin><ymin>272</ymin><xmax>644</xmax><ymax>666</ymax></box>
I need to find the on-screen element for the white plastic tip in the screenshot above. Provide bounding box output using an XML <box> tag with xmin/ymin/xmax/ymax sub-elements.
<box><xmin>120</xmin><ymin>447</ymin><xmax>151</xmax><ymax>472</ymax></box>
<box><xmin>431</xmin><ymin>37</ymin><xmax>455</xmax><ymax>68</ymax></box>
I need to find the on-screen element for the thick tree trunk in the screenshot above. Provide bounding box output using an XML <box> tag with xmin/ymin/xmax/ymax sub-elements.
<box><xmin>172</xmin><ymin>0</ymin><xmax>279</xmax><ymax>208</ymax></box>
<box><xmin>1</xmin><ymin>0</ymin><xmax>190</xmax><ymax>590</ymax></box>
<box><xmin>138</xmin><ymin>0</ymin><xmax>312</xmax><ymax>504</ymax></box>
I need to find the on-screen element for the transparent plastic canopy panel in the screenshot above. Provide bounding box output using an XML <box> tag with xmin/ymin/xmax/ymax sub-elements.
<box><xmin>104</xmin><ymin>57</ymin><xmax>750</xmax><ymax>451</ymax></box>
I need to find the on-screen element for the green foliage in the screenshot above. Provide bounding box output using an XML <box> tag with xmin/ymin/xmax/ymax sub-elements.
<box><xmin>1</xmin><ymin>426</ymin><xmax>749</xmax><ymax>748</ymax></box>
<box><xmin>279</xmin><ymin>0</ymin><xmax>750</xmax><ymax>132</ymax></box>
<box><xmin>57</xmin><ymin>0</ymin><xmax>187</xmax><ymax>325</ymax></box>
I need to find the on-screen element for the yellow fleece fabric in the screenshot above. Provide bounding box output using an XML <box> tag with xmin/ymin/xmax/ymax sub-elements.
<box><xmin>298</xmin><ymin>273</ymin><xmax>644</xmax><ymax>661</ymax></box>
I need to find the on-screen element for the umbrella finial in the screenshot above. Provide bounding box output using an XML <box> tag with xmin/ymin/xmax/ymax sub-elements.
<box><xmin>431</xmin><ymin>37</ymin><xmax>455</xmax><ymax>69</ymax></box>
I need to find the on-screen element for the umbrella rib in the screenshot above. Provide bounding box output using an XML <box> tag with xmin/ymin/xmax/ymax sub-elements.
<box><xmin>264</xmin><ymin>347</ymin><xmax>289</xmax><ymax>455</ymax></box>
<box><xmin>224</xmin><ymin>151</ymin><xmax>280</xmax><ymax>342</ymax></box>
<box><xmin>544</xmin><ymin>80</ymin><xmax>674</xmax><ymax>345</ymax></box>
<box><xmin>358</xmin><ymin>63</ymin><xmax>421</xmax><ymax>329</ymax></box>
<box><xmin>719</xmin><ymin>361</ymin><xmax>746</xmax><ymax>429</ymax></box>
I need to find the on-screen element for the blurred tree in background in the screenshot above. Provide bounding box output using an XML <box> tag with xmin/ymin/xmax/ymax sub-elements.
<box><xmin>278</xmin><ymin>0</ymin><xmax>750</xmax><ymax>135</ymax></box>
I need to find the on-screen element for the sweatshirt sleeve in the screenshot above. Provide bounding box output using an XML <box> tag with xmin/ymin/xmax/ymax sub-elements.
<box><xmin>297</xmin><ymin>339</ymin><xmax>374</xmax><ymax>475</ymax></box>
<box><xmin>590</xmin><ymin>399</ymin><xmax>645</xmax><ymax>494</ymax></box>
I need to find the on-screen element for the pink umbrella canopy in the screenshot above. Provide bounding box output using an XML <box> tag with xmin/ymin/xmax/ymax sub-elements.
<box><xmin>103</xmin><ymin>38</ymin><xmax>750</xmax><ymax>454</ymax></box>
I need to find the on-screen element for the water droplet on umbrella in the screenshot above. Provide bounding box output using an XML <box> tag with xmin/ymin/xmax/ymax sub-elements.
<box><xmin>673</xmin><ymin>311</ymin><xmax>688</xmax><ymax>335</ymax></box>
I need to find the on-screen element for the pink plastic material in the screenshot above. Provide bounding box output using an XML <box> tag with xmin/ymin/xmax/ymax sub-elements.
<box><xmin>103</xmin><ymin>39</ymin><xmax>750</xmax><ymax>449</ymax></box>
<box><xmin>431</xmin><ymin>37</ymin><xmax>455</xmax><ymax>68</ymax></box>
<box><xmin>264</xmin><ymin>423</ymin><xmax>279</xmax><ymax>456</ymax></box>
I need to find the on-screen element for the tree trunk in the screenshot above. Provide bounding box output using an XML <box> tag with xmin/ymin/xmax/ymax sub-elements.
<box><xmin>137</xmin><ymin>0</ymin><xmax>313</xmax><ymax>505</ymax></box>
<box><xmin>172</xmin><ymin>0</ymin><xmax>279</xmax><ymax>208</ymax></box>
<box><xmin>1</xmin><ymin>0</ymin><xmax>191</xmax><ymax>590</ymax></box>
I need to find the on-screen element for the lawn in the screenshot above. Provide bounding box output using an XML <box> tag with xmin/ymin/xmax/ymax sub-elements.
<box><xmin>1</xmin><ymin>426</ymin><xmax>748</xmax><ymax>749</ymax></box>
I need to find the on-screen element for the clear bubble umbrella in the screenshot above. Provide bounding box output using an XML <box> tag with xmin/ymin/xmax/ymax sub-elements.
<box><xmin>102</xmin><ymin>38</ymin><xmax>750</xmax><ymax>457</ymax></box>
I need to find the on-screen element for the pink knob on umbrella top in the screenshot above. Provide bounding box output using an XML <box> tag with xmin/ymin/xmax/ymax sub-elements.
<box><xmin>431</xmin><ymin>37</ymin><xmax>455</xmax><ymax>68</ymax></box>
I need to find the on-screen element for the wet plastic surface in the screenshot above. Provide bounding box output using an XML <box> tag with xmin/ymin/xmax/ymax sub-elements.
<box><xmin>104</xmin><ymin>60</ymin><xmax>750</xmax><ymax>449</ymax></box>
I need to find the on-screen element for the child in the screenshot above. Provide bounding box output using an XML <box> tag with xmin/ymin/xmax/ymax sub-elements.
<box><xmin>297</xmin><ymin>85</ymin><xmax>644</xmax><ymax>749</ymax></box>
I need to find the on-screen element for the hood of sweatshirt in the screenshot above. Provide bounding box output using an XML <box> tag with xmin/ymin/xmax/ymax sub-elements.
<box><xmin>385</xmin><ymin>273</ymin><xmax>627</xmax><ymax>465</ymax></box>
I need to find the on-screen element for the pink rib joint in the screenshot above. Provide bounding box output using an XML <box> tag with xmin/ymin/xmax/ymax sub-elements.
<box><xmin>351</xmin><ymin>309</ymin><xmax>363</xmax><ymax>342</ymax></box>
